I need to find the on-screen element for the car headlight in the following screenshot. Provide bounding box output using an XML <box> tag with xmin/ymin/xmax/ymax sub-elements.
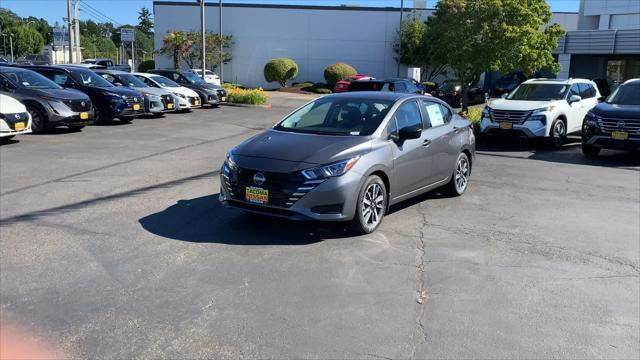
<box><xmin>531</xmin><ymin>105</ymin><xmax>555</xmax><ymax>114</ymax></box>
<box><xmin>584</xmin><ymin>111</ymin><xmax>600</xmax><ymax>127</ymax></box>
<box><xmin>174</xmin><ymin>92</ymin><xmax>186</xmax><ymax>99</ymax></box>
<box><xmin>224</xmin><ymin>151</ymin><xmax>238</xmax><ymax>171</ymax></box>
<box><xmin>301</xmin><ymin>157</ymin><xmax>360</xmax><ymax>180</ymax></box>
<box><xmin>482</xmin><ymin>106</ymin><xmax>491</xmax><ymax>121</ymax></box>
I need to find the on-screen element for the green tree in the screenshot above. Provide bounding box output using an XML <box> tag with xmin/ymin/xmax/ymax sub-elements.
<box><xmin>158</xmin><ymin>30</ymin><xmax>193</xmax><ymax>69</ymax></box>
<box><xmin>81</xmin><ymin>34</ymin><xmax>117</xmax><ymax>60</ymax></box>
<box><xmin>11</xmin><ymin>25</ymin><xmax>45</xmax><ymax>57</ymax></box>
<box><xmin>426</xmin><ymin>0</ymin><xmax>565</xmax><ymax>111</ymax></box>
<box><xmin>181</xmin><ymin>31</ymin><xmax>233</xmax><ymax>70</ymax></box>
<box><xmin>137</xmin><ymin>6</ymin><xmax>153</xmax><ymax>35</ymax></box>
<box><xmin>393</xmin><ymin>12</ymin><xmax>447</xmax><ymax>82</ymax></box>
<box><xmin>264</xmin><ymin>58</ymin><xmax>298</xmax><ymax>87</ymax></box>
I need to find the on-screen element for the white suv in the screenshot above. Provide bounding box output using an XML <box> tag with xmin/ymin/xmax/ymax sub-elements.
<box><xmin>480</xmin><ymin>78</ymin><xmax>601</xmax><ymax>147</ymax></box>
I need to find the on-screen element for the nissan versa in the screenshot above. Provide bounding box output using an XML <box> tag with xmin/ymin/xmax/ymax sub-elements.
<box><xmin>220</xmin><ymin>92</ymin><xmax>475</xmax><ymax>234</ymax></box>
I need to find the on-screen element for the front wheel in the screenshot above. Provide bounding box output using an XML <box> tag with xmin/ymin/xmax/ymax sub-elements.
<box><xmin>549</xmin><ymin>118</ymin><xmax>567</xmax><ymax>148</ymax></box>
<box><xmin>582</xmin><ymin>143</ymin><xmax>601</xmax><ymax>158</ymax></box>
<box><xmin>27</xmin><ymin>105</ymin><xmax>47</xmax><ymax>134</ymax></box>
<box><xmin>444</xmin><ymin>152</ymin><xmax>471</xmax><ymax>196</ymax></box>
<box><xmin>350</xmin><ymin>175</ymin><xmax>387</xmax><ymax>235</ymax></box>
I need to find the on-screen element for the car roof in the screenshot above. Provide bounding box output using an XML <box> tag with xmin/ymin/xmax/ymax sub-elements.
<box><xmin>622</xmin><ymin>78</ymin><xmax>640</xmax><ymax>85</ymax></box>
<box><xmin>322</xmin><ymin>91</ymin><xmax>419</xmax><ymax>102</ymax></box>
<box><xmin>94</xmin><ymin>69</ymin><xmax>129</xmax><ymax>75</ymax></box>
<box><xmin>523</xmin><ymin>78</ymin><xmax>594</xmax><ymax>85</ymax></box>
<box><xmin>0</xmin><ymin>65</ymin><xmax>31</xmax><ymax>72</ymax></box>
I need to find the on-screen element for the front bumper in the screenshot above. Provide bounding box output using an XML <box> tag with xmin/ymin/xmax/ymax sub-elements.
<box><xmin>47</xmin><ymin>101</ymin><xmax>94</xmax><ymax>126</ymax></box>
<box><xmin>0</xmin><ymin>118</ymin><xmax>32</xmax><ymax>137</ymax></box>
<box><xmin>480</xmin><ymin>118</ymin><xmax>547</xmax><ymax>138</ymax></box>
<box><xmin>584</xmin><ymin>135</ymin><xmax>640</xmax><ymax>150</ymax></box>
<box><xmin>218</xmin><ymin>166</ymin><xmax>364</xmax><ymax>221</ymax></box>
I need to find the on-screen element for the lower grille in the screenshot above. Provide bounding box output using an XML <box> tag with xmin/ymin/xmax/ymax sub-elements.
<box><xmin>490</xmin><ymin>109</ymin><xmax>531</xmax><ymax>124</ymax></box>
<box><xmin>1</xmin><ymin>112</ymin><xmax>29</xmax><ymax>129</ymax></box>
<box><xmin>598</xmin><ymin>117</ymin><xmax>640</xmax><ymax>135</ymax></box>
<box><xmin>63</xmin><ymin>99</ymin><xmax>92</xmax><ymax>112</ymax></box>
<box><xmin>123</xmin><ymin>95</ymin><xmax>141</xmax><ymax>106</ymax></box>
<box><xmin>189</xmin><ymin>97</ymin><xmax>199</xmax><ymax>105</ymax></box>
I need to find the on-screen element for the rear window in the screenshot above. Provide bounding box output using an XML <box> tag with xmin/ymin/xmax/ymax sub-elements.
<box><xmin>348</xmin><ymin>81</ymin><xmax>385</xmax><ymax>92</ymax></box>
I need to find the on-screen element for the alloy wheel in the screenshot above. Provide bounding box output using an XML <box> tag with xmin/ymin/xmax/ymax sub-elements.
<box><xmin>362</xmin><ymin>183</ymin><xmax>385</xmax><ymax>228</ymax></box>
<box><xmin>455</xmin><ymin>157</ymin><xmax>470</xmax><ymax>193</ymax></box>
<box><xmin>552</xmin><ymin>120</ymin><xmax>565</xmax><ymax>147</ymax></box>
<box><xmin>28</xmin><ymin>107</ymin><xmax>44</xmax><ymax>133</ymax></box>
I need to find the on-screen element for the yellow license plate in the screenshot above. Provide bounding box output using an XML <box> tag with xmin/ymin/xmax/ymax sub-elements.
<box><xmin>245</xmin><ymin>187</ymin><xmax>269</xmax><ymax>204</ymax></box>
<box><xmin>499</xmin><ymin>122</ymin><xmax>513</xmax><ymax>130</ymax></box>
<box><xmin>14</xmin><ymin>122</ymin><xmax>25</xmax><ymax>131</ymax></box>
<box><xmin>80</xmin><ymin>112</ymin><xmax>89</xmax><ymax>120</ymax></box>
<box><xmin>167</xmin><ymin>103</ymin><xmax>174</xmax><ymax>109</ymax></box>
<box><xmin>133</xmin><ymin>104</ymin><xmax>141</xmax><ymax>111</ymax></box>
<box><xmin>194</xmin><ymin>100</ymin><xmax>200</xmax><ymax>106</ymax></box>
<box><xmin>221</xmin><ymin>97</ymin><xmax>226</xmax><ymax>102</ymax></box>
<box><xmin>611</xmin><ymin>131</ymin><xmax>628</xmax><ymax>140</ymax></box>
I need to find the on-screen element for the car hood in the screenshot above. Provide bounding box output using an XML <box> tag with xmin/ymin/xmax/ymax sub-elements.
<box><xmin>103</xmin><ymin>86</ymin><xmax>141</xmax><ymax>97</ymax></box>
<box><xmin>27</xmin><ymin>88</ymin><xmax>89</xmax><ymax>101</ymax></box>
<box><xmin>488</xmin><ymin>99</ymin><xmax>558</xmax><ymax>111</ymax></box>
<box><xmin>132</xmin><ymin>86</ymin><xmax>170</xmax><ymax>96</ymax></box>
<box><xmin>233</xmin><ymin>129</ymin><xmax>372</xmax><ymax>165</ymax></box>
<box><xmin>591</xmin><ymin>102</ymin><xmax>640</xmax><ymax>119</ymax></box>
<box><xmin>0</xmin><ymin>94</ymin><xmax>26</xmax><ymax>113</ymax></box>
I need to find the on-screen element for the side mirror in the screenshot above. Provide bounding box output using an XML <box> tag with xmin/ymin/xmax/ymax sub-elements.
<box><xmin>398</xmin><ymin>125</ymin><xmax>422</xmax><ymax>141</ymax></box>
<box><xmin>569</xmin><ymin>94</ymin><xmax>582</xmax><ymax>104</ymax></box>
<box><xmin>501</xmin><ymin>93</ymin><xmax>508</xmax><ymax>99</ymax></box>
<box><xmin>115</xmin><ymin>83</ymin><xmax>123</xmax><ymax>87</ymax></box>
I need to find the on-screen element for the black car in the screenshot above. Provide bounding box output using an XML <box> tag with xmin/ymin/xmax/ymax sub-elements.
<box><xmin>492</xmin><ymin>72</ymin><xmax>528</xmax><ymax>97</ymax></box>
<box><xmin>433</xmin><ymin>80</ymin><xmax>488</xmax><ymax>108</ymax></box>
<box><xmin>148</xmin><ymin>69</ymin><xmax>225</xmax><ymax>107</ymax></box>
<box><xmin>347</xmin><ymin>78</ymin><xmax>423</xmax><ymax>94</ymax></box>
<box><xmin>0</xmin><ymin>66</ymin><xmax>93</xmax><ymax>132</ymax></box>
<box><xmin>22</xmin><ymin>65</ymin><xmax>144</xmax><ymax>123</ymax></box>
<box><xmin>582</xmin><ymin>78</ymin><xmax>640</xmax><ymax>157</ymax></box>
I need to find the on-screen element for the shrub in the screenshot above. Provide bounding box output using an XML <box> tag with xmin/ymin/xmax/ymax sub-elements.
<box><xmin>223</xmin><ymin>83</ymin><xmax>242</xmax><ymax>90</ymax></box>
<box><xmin>138</xmin><ymin>60</ymin><xmax>155</xmax><ymax>72</ymax></box>
<box><xmin>459</xmin><ymin>107</ymin><xmax>483</xmax><ymax>137</ymax></box>
<box><xmin>264</xmin><ymin>58</ymin><xmax>298</xmax><ymax>87</ymax></box>
<box><xmin>300</xmin><ymin>82</ymin><xmax>332</xmax><ymax>94</ymax></box>
<box><xmin>293</xmin><ymin>82</ymin><xmax>314</xmax><ymax>88</ymax></box>
<box><xmin>311</xmin><ymin>88</ymin><xmax>332</xmax><ymax>94</ymax></box>
<box><xmin>422</xmin><ymin>81</ymin><xmax>438</xmax><ymax>93</ymax></box>
<box><xmin>323</xmin><ymin>63</ymin><xmax>357</xmax><ymax>86</ymax></box>
<box><xmin>227</xmin><ymin>88</ymin><xmax>268</xmax><ymax>105</ymax></box>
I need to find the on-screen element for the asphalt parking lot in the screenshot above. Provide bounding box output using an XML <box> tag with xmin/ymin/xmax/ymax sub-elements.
<box><xmin>1</xmin><ymin>92</ymin><xmax>639</xmax><ymax>359</ymax></box>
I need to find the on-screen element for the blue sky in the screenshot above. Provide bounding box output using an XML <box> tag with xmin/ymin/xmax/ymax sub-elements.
<box><xmin>3</xmin><ymin>0</ymin><xmax>580</xmax><ymax>27</ymax></box>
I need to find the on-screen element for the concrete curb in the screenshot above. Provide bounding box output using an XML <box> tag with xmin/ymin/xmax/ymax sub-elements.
<box><xmin>219</xmin><ymin>102</ymin><xmax>272</xmax><ymax>109</ymax></box>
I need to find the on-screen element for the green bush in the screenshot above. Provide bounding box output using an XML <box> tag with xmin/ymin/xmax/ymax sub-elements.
<box><xmin>138</xmin><ymin>60</ymin><xmax>155</xmax><ymax>72</ymax></box>
<box><xmin>311</xmin><ymin>88</ymin><xmax>332</xmax><ymax>94</ymax></box>
<box><xmin>422</xmin><ymin>81</ymin><xmax>438</xmax><ymax>93</ymax></box>
<box><xmin>223</xmin><ymin>83</ymin><xmax>242</xmax><ymax>90</ymax></box>
<box><xmin>323</xmin><ymin>63</ymin><xmax>357</xmax><ymax>86</ymax></box>
<box><xmin>459</xmin><ymin>107</ymin><xmax>483</xmax><ymax>137</ymax></box>
<box><xmin>264</xmin><ymin>58</ymin><xmax>298</xmax><ymax>87</ymax></box>
<box><xmin>293</xmin><ymin>82</ymin><xmax>314</xmax><ymax>88</ymax></box>
<box><xmin>227</xmin><ymin>88</ymin><xmax>268</xmax><ymax>105</ymax></box>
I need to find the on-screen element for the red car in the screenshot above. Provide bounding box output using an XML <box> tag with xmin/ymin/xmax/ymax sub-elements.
<box><xmin>333</xmin><ymin>74</ymin><xmax>373</xmax><ymax>93</ymax></box>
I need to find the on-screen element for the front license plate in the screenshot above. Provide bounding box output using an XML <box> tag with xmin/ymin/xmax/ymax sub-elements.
<box><xmin>133</xmin><ymin>104</ymin><xmax>141</xmax><ymax>111</ymax></box>
<box><xmin>499</xmin><ymin>122</ymin><xmax>513</xmax><ymax>130</ymax></box>
<box><xmin>611</xmin><ymin>131</ymin><xmax>628</xmax><ymax>140</ymax></box>
<box><xmin>80</xmin><ymin>112</ymin><xmax>89</xmax><ymax>120</ymax></box>
<box><xmin>220</xmin><ymin>96</ymin><xmax>226</xmax><ymax>102</ymax></box>
<box><xmin>14</xmin><ymin>122</ymin><xmax>25</xmax><ymax>131</ymax></box>
<box><xmin>194</xmin><ymin>100</ymin><xmax>201</xmax><ymax>106</ymax></box>
<box><xmin>245</xmin><ymin>186</ymin><xmax>269</xmax><ymax>204</ymax></box>
<box><xmin>167</xmin><ymin>103</ymin><xmax>174</xmax><ymax>109</ymax></box>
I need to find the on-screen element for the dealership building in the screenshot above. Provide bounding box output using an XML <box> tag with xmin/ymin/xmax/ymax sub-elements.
<box><xmin>153</xmin><ymin>0</ymin><xmax>639</xmax><ymax>88</ymax></box>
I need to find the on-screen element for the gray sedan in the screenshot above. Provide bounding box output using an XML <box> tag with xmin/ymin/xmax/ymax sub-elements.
<box><xmin>220</xmin><ymin>92</ymin><xmax>475</xmax><ymax>234</ymax></box>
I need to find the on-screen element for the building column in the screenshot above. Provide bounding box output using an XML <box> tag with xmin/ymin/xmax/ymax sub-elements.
<box><xmin>557</xmin><ymin>54</ymin><xmax>572</xmax><ymax>79</ymax></box>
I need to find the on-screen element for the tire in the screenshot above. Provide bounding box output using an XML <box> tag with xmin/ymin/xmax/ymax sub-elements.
<box><xmin>444</xmin><ymin>152</ymin><xmax>471</xmax><ymax>196</ymax></box>
<box><xmin>26</xmin><ymin>105</ymin><xmax>47</xmax><ymax>134</ymax></box>
<box><xmin>119</xmin><ymin>116</ymin><xmax>134</xmax><ymax>123</ymax></box>
<box><xmin>67</xmin><ymin>125</ymin><xmax>85</xmax><ymax>132</ymax></box>
<box><xmin>549</xmin><ymin>118</ymin><xmax>567</xmax><ymax>148</ymax></box>
<box><xmin>582</xmin><ymin>143</ymin><xmax>601</xmax><ymax>158</ymax></box>
<box><xmin>350</xmin><ymin>175</ymin><xmax>387</xmax><ymax>235</ymax></box>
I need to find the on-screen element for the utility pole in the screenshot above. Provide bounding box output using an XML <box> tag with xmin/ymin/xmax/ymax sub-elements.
<box><xmin>396</xmin><ymin>0</ymin><xmax>403</xmax><ymax>77</ymax></box>
<box><xmin>9</xmin><ymin>34</ymin><xmax>14</xmax><ymax>62</ymax></box>
<box><xmin>74</xmin><ymin>0</ymin><xmax>81</xmax><ymax>62</ymax></box>
<box><xmin>219</xmin><ymin>0</ymin><xmax>223</xmax><ymax>83</ymax></box>
<box><xmin>67</xmin><ymin>0</ymin><xmax>74</xmax><ymax>63</ymax></box>
<box><xmin>199</xmin><ymin>0</ymin><xmax>206</xmax><ymax>79</ymax></box>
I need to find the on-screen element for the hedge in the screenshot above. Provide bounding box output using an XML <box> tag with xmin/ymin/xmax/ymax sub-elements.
<box><xmin>324</xmin><ymin>63</ymin><xmax>357</xmax><ymax>86</ymax></box>
<box><xmin>226</xmin><ymin>87</ymin><xmax>268</xmax><ymax>105</ymax></box>
<box><xmin>138</xmin><ymin>60</ymin><xmax>155</xmax><ymax>72</ymax></box>
<box><xmin>264</xmin><ymin>58</ymin><xmax>298</xmax><ymax>87</ymax></box>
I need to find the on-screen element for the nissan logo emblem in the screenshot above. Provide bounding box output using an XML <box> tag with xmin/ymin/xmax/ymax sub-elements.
<box><xmin>134</xmin><ymin>97</ymin><xmax>138</xmax><ymax>102</ymax></box>
<box><xmin>253</xmin><ymin>172</ymin><xmax>266</xmax><ymax>186</ymax></box>
<box><xmin>617</xmin><ymin>121</ymin><xmax>626</xmax><ymax>129</ymax></box>
<box><xmin>15</xmin><ymin>114</ymin><xmax>21</xmax><ymax>120</ymax></box>
<box><xmin>81</xmin><ymin>101</ymin><xmax>86</xmax><ymax>107</ymax></box>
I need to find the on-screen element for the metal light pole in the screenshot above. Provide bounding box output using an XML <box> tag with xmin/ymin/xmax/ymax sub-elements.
<box><xmin>74</xmin><ymin>0</ymin><xmax>81</xmax><ymax>62</ymax></box>
<box><xmin>67</xmin><ymin>0</ymin><xmax>74</xmax><ymax>63</ymax></box>
<box><xmin>396</xmin><ymin>0</ymin><xmax>403</xmax><ymax>77</ymax></box>
<box><xmin>199</xmin><ymin>0</ymin><xmax>206</xmax><ymax>78</ymax></box>
<box><xmin>9</xmin><ymin>34</ymin><xmax>14</xmax><ymax>62</ymax></box>
<box><xmin>219</xmin><ymin>0</ymin><xmax>223</xmax><ymax>83</ymax></box>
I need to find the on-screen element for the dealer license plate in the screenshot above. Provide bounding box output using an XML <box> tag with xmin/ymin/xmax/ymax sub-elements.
<box><xmin>499</xmin><ymin>122</ymin><xmax>513</xmax><ymax>130</ymax></box>
<box><xmin>14</xmin><ymin>122</ymin><xmax>25</xmax><ymax>131</ymax></box>
<box><xmin>80</xmin><ymin>112</ymin><xmax>89</xmax><ymax>120</ymax></box>
<box><xmin>220</xmin><ymin>97</ymin><xmax>226</xmax><ymax>102</ymax></box>
<box><xmin>194</xmin><ymin>99</ymin><xmax>201</xmax><ymax>106</ymax></box>
<box><xmin>611</xmin><ymin>131</ymin><xmax>628</xmax><ymax>140</ymax></box>
<box><xmin>245</xmin><ymin>187</ymin><xmax>269</xmax><ymax>204</ymax></box>
<box><xmin>133</xmin><ymin>104</ymin><xmax>141</xmax><ymax>111</ymax></box>
<box><xmin>167</xmin><ymin>103</ymin><xmax>174</xmax><ymax>109</ymax></box>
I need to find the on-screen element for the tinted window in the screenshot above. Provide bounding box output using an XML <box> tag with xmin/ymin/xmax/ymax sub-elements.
<box><xmin>394</xmin><ymin>101</ymin><xmax>422</xmax><ymax>130</ymax></box>
<box><xmin>0</xmin><ymin>70</ymin><xmax>61</xmax><ymax>90</ymax></box>
<box><xmin>607</xmin><ymin>84</ymin><xmax>640</xmax><ymax>105</ymax></box>
<box><xmin>181</xmin><ymin>71</ymin><xmax>206</xmax><ymax>85</ymax></box>
<box><xmin>508</xmin><ymin>83</ymin><xmax>569</xmax><ymax>101</ymax></box>
<box><xmin>70</xmin><ymin>69</ymin><xmax>113</xmax><ymax>87</ymax></box>
<box><xmin>38</xmin><ymin>70</ymin><xmax>75</xmax><ymax>87</ymax></box>
<box><xmin>405</xmin><ymin>81</ymin><xmax>419</xmax><ymax>93</ymax></box>
<box><xmin>118</xmin><ymin>74</ymin><xmax>147</xmax><ymax>87</ymax></box>
<box><xmin>578</xmin><ymin>83</ymin><xmax>595</xmax><ymax>98</ymax></box>
<box><xmin>0</xmin><ymin>75</ymin><xmax>14</xmax><ymax>89</ymax></box>
<box><xmin>421</xmin><ymin>100</ymin><xmax>450</xmax><ymax>128</ymax></box>
<box><xmin>395</xmin><ymin>82</ymin><xmax>408</xmax><ymax>93</ymax></box>
<box><xmin>568</xmin><ymin>84</ymin><xmax>581</xmax><ymax>98</ymax></box>
<box><xmin>149</xmin><ymin>75</ymin><xmax>179</xmax><ymax>87</ymax></box>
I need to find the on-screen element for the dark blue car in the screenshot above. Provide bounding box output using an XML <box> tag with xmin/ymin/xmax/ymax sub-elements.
<box><xmin>21</xmin><ymin>65</ymin><xmax>144</xmax><ymax>123</ymax></box>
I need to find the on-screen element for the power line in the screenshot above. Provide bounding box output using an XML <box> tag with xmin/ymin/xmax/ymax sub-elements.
<box><xmin>78</xmin><ymin>0</ymin><xmax>123</xmax><ymax>27</ymax></box>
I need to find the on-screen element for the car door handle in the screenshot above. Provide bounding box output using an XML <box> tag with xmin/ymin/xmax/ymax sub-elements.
<box><xmin>422</xmin><ymin>139</ymin><xmax>431</xmax><ymax>147</ymax></box>
<box><xmin>454</xmin><ymin>127</ymin><xmax>462</xmax><ymax>134</ymax></box>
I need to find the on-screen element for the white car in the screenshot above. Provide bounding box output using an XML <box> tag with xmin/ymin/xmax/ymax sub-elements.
<box><xmin>0</xmin><ymin>94</ymin><xmax>32</xmax><ymax>140</ymax></box>
<box><xmin>191</xmin><ymin>69</ymin><xmax>221</xmax><ymax>86</ymax></box>
<box><xmin>132</xmin><ymin>72</ymin><xmax>201</xmax><ymax>110</ymax></box>
<box><xmin>480</xmin><ymin>78</ymin><xmax>601</xmax><ymax>147</ymax></box>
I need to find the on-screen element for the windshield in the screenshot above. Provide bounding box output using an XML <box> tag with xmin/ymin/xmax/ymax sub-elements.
<box><xmin>274</xmin><ymin>98</ymin><xmax>393</xmax><ymax>136</ymax></box>
<box><xmin>182</xmin><ymin>71</ymin><xmax>206</xmax><ymax>84</ymax></box>
<box><xmin>1</xmin><ymin>70</ymin><xmax>62</xmax><ymax>90</ymax></box>
<box><xmin>118</xmin><ymin>74</ymin><xmax>147</xmax><ymax>88</ymax></box>
<box><xmin>607</xmin><ymin>84</ymin><xmax>640</xmax><ymax>105</ymax></box>
<box><xmin>71</xmin><ymin>69</ymin><xmax>113</xmax><ymax>87</ymax></box>
<box><xmin>151</xmin><ymin>75</ymin><xmax>179</xmax><ymax>87</ymax></box>
<box><xmin>507</xmin><ymin>83</ymin><xmax>568</xmax><ymax>101</ymax></box>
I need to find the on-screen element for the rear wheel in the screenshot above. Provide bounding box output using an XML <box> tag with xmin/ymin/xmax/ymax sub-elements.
<box><xmin>549</xmin><ymin>118</ymin><xmax>566</xmax><ymax>148</ymax></box>
<box><xmin>444</xmin><ymin>152</ymin><xmax>471</xmax><ymax>196</ymax></box>
<box><xmin>582</xmin><ymin>143</ymin><xmax>601</xmax><ymax>158</ymax></box>
<box><xmin>350</xmin><ymin>175</ymin><xmax>387</xmax><ymax>235</ymax></box>
<box><xmin>27</xmin><ymin>105</ymin><xmax>47</xmax><ymax>134</ymax></box>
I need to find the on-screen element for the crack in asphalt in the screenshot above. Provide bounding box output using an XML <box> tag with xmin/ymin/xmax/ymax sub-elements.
<box><xmin>408</xmin><ymin>204</ymin><xmax>429</xmax><ymax>360</ymax></box>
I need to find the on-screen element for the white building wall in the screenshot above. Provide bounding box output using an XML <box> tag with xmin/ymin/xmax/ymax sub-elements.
<box><xmin>580</xmin><ymin>0</ymin><xmax>640</xmax><ymax>29</ymax></box>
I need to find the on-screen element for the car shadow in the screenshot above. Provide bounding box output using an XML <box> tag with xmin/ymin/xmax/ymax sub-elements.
<box><xmin>139</xmin><ymin>194</ymin><xmax>352</xmax><ymax>245</ymax></box>
<box><xmin>0</xmin><ymin>137</ymin><xmax>20</xmax><ymax>145</ymax></box>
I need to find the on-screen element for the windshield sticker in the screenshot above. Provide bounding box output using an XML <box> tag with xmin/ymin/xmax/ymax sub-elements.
<box><xmin>350</xmin><ymin>131</ymin><xmax>360</xmax><ymax>136</ymax></box>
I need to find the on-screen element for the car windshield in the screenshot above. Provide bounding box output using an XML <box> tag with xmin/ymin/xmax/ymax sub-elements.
<box><xmin>606</xmin><ymin>84</ymin><xmax>640</xmax><ymax>105</ymax></box>
<box><xmin>2</xmin><ymin>70</ymin><xmax>62</xmax><ymax>89</ymax></box>
<box><xmin>182</xmin><ymin>71</ymin><xmax>206</xmax><ymax>84</ymax></box>
<box><xmin>118</xmin><ymin>74</ymin><xmax>147</xmax><ymax>88</ymax></box>
<box><xmin>274</xmin><ymin>97</ymin><xmax>393</xmax><ymax>136</ymax></box>
<box><xmin>71</xmin><ymin>69</ymin><xmax>114</xmax><ymax>87</ymax></box>
<box><xmin>150</xmin><ymin>75</ymin><xmax>179</xmax><ymax>87</ymax></box>
<box><xmin>507</xmin><ymin>83</ymin><xmax>568</xmax><ymax>101</ymax></box>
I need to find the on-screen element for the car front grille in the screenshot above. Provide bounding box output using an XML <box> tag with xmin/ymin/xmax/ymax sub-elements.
<box><xmin>216</xmin><ymin>89</ymin><xmax>227</xmax><ymax>98</ymax></box>
<box><xmin>123</xmin><ymin>95</ymin><xmax>141</xmax><ymax>106</ymax></box>
<box><xmin>223</xmin><ymin>166</ymin><xmax>325</xmax><ymax>208</ymax></box>
<box><xmin>189</xmin><ymin>96</ymin><xmax>199</xmax><ymax>105</ymax></box>
<box><xmin>489</xmin><ymin>109</ymin><xmax>532</xmax><ymax>124</ymax></box>
<box><xmin>161</xmin><ymin>94</ymin><xmax>173</xmax><ymax>105</ymax></box>
<box><xmin>598</xmin><ymin>117</ymin><xmax>640</xmax><ymax>135</ymax></box>
<box><xmin>63</xmin><ymin>99</ymin><xmax>92</xmax><ymax>112</ymax></box>
<box><xmin>1</xmin><ymin>112</ymin><xmax>29</xmax><ymax>129</ymax></box>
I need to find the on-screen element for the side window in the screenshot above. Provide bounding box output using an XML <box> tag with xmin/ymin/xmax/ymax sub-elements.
<box><xmin>405</xmin><ymin>81</ymin><xmax>418</xmax><ymax>93</ymax></box>
<box><xmin>47</xmin><ymin>71</ymin><xmax>73</xmax><ymax>87</ymax></box>
<box><xmin>387</xmin><ymin>117</ymin><xmax>399</xmax><ymax>139</ymax></box>
<box><xmin>100</xmin><ymin>74</ymin><xmax>116</xmax><ymax>84</ymax></box>
<box><xmin>393</xmin><ymin>101</ymin><xmax>422</xmax><ymax>130</ymax></box>
<box><xmin>381</xmin><ymin>82</ymin><xmax>395</xmax><ymax>92</ymax></box>
<box><xmin>439</xmin><ymin>104</ymin><xmax>452</xmax><ymax>123</ymax></box>
<box><xmin>395</xmin><ymin>82</ymin><xmax>408</xmax><ymax>93</ymax></box>
<box><xmin>0</xmin><ymin>74</ymin><xmax>15</xmax><ymax>89</ymax></box>
<box><xmin>568</xmin><ymin>84</ymin><xmax>581</xmax><ymax>98</ymax></box>
<box><xmin>421</xmin><ymin>100</ymin><xmax>447</xmax><ymax>128</ymax></box>
<box><xmin>578</xmin><ymin>83</ymin><xmax>594</xmax><ymax>98</ymax></box>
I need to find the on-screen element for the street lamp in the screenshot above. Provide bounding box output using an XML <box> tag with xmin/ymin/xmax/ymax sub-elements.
<box><xmin>1</xmin><ymin>33</ymin><xmax>15</xmax><ymax>62</ymax></box>
<box><xmin>198</xmin><ymin>0</ymin><xmax>206</xmax><ymax>79</ymax></box>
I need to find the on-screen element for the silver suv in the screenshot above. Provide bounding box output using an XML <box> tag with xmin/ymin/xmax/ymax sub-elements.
<box><xmin>219</xmin><ymin>92</ymin><xmax>475</xmax><ymax>234</ymax></box>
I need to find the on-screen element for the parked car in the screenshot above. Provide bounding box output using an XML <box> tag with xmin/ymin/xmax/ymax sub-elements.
<box><xmin>347</xmin><ymin>78</ymin><xmax>423</xmax><ymax>94</ymax></box>
<box><xmin>480</xmin><ymin>78</ymin><xmax>601</xmax><ymax>147</ymax></box>
<box><xmin>334</xmin><ymin>74</ymin><xmax>373</xmax><ymax>93</ymax></box>
<box><xmin>581</xmin><ymin>78</ymin><xmax>640</xmax><ymax>157</ymax></box>
<box><xmin>133</xmin><ymin>72</ymin><xmax>201</xmax><ymax>111</ymax></box>
<box><xmin>81</xmin><ymin>58</ymin><xmax>131</xmax><ymax>72</ymax></box>
<box><xmin>0</xmin><ymin>93</ymin><xmax>32</xmax><ymax>140</ymax></box>
<box><xmin>96</xmin><ymin>69</ymin><xmax>177</xmax><ymax>116</ymax></box>
<box><xmin>491</xmin><ymin>71</ymin><xmax>528</xmax><ymax>97</ymax></box>
<box><xmin>191</xmin><ymin>69</ymin><xmax>221</xmax><ymax>85</ymax></box>
<box><xmin>23</xmin><ymin>65</ymin><xmax>144</xmax><ymax>123</ymax></box>
<box><xmin>148</xmin><ymin>69</ymin><xmax>226</xmax><ymax>107</ymax></box>
<box><xmin>24</xmin><ymin>54</ymin><xmax>52</xmax><ymax>65</ymax></box>
<box><xmin>219</xmin><ymin>92</ymin><xmax>475</xmax><ymax>234</ymax></box>
<box><xmin>433</xmin><ymin>80</ymin><xmax>488</xmax><ymax>107</ymax></box>
<box><xmin>0</xmin><ymin>66</ymin><xmax>93</xmax><ymax>132</ymax></box>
